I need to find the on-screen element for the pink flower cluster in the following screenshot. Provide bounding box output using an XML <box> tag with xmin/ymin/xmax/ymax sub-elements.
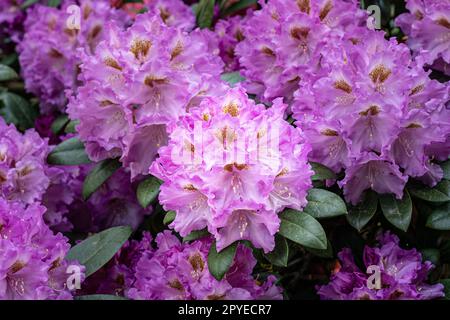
<box><xmin>292</xmin><ymin>31</ymin><xmax>450</xmax><ymax>204</ymax></box>
<box><xmin>18</xmin><ymin>0</ymin><xmax>126</xmax><ymax>113</ymax></box>
<box><xmin>235</xmin><ymin>0</ymin><xmax>367</xmax><ymax>103</ymax></box>
<box><xmin>150</xmin><ymin>87</ymin><xmax>313</xmax><ymax>253</ymax></box>
<box><xmin>68</xmin><ymin>12</ymin><xmax>225</xmax><ymax>179</ymax></box>
<box><xmin>317</xmin><ymin>232</ymin><xmax>444</xmax><ymax>300</ymax></box>
<box><xmin>396</xmin><ymin>0</ymin><xmax>450</xmax><ymax>75</ymax></box>
<box><xmin>0</xmin><ymin>199</ymin><xmax>84</xmax><ymax>300</ymax></box>
<box><xmin>84</xmin><ymin>231</ymin><xmax>283</xmax><ymax>300</ymax></box>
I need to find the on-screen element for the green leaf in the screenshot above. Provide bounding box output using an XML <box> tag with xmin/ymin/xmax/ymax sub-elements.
<box><xmin>303</xmin><ymin>188</ymin><xmax>347</xmax><ymax>219</ymax></box>
<box><xmin>183</xmin><ymin>229</ymin><xmax>210</xmax><ymax>242</ymax></box>
<box><xmin>0</xmin><ymin>64</ymin><xmax>18</xmax><ymax>81</ymax></box>
<box><xmin>163</xmin><ymin>210</ymin><xmax>176</xmax><ymax>225</ymax></box>
<box><xmin>222</xmin><ymin>0</ymin><xmax>257</xmax><ymax>16</ymax></box>
<box><xmin>82</xmin><ymin>158</ymin><xmax>121</xmax><ymax>200</ymax></box>
<box><xmin>310</xmin><ymin>162</ymin><xmax>336</xmax><ymax>181</ymax></box>
<box><xmin>426</xmin><ymin>203</ymin><xmax>450</xmax><ymax>230</ymax></box>
<box><xmin>136</xmin><ymin>176</ymin><xmax>161</xmax><ymax>208</ymax></box>
<box><xmin>64</xmin><ymin>119</ymin><xmax>79</xmax><ymax>133</ymax></box>
<box><xmin>75</xmin><ymin>295</ymin><xmax>128</xmax><ymax>301</ymax></box>
<box><xmin>0</xmin><ymin>92</ymin><xmax>38</xmax><ymax>131</ymax></box>
<box><xmin>66</xmin><ymin>226</ymin><xmax>132</xmax><ymax>277</ymax></box>
<box><xmin>380</xmin><ymin>190</ymin><xmax>412</xmax><ymax>232</ymax></box>
<box><xmin>221</xmin><ymin>72</ymin><xmax>245</xmax><ymax>86</ymax></box>
<box><xmin>420</xmin><ymin>248</ymin><xmax>440</xmax><ymax>266</ymax></box>
<box><xmin>440</xmin><ymin>279</ymin><xmax>450</xmax><ymax>300</ymax></box>
<box><xmin>347</xmin><ymin>191</ymin><xmax>378</xmax><ymax>231</ymax></box>
<box><xmin>196</xmin><ymin>0</ymin><xmax>215</xmax><ymax>29</ymax></box>
<box><xmin>408</xmin><ymin>180</ymin><xmax>450</xmax><ymax>202</ymax></box>
<box><xmin>306</xmin><ymin>239</ymin><xmax>333</xmax><ymax>258</ymax></box>
<box><xmin>278</xmin><ymin>209</ymin><xmax>327</xmax><ymax>250</ymax></box>
<box><xmin>208</xmin><ymin>241</ymin><xmax>237</xmax><ymax>281</ymax></box>
<box><xmin>21</xmin><ymin>0</ymin><xmax>39</xmax><ymax>9</ymax></box>
<box><xmin>265</xmin><ymin>234</ymin><xmax>289</xmax><ymax>267</ymax></box>
<box><xmin>441</xmin><ymin>160</ymin><xmax>450</xmax><ymax>180</ymax></box>
<box><xmin>47</xmin><ymin>0</ymin><xmax>62</xmax><ymax>7</ymax></box>
<box><xmin>51</xmin><ymin>114</ymin><xmax>69</xmax><ymax>135</ymax></box>
<box><xmin>47</xmin><ymin>137</ymin><xmax>91</xmax><ymax>165</ymax></box>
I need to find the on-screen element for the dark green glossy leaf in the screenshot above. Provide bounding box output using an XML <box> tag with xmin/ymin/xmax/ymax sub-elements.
<box><xmin>66</xmin><ymin>226</ymin><xmax>132</xmax><ymax>277</ymax></box>
<box><xmin>279</xmin><ymin>209</ymin><xmax>327</xmax><ymax>250</ymax></box>
<box><xmin>426</xmin><ymin>203</ymin><xmax>450</xmax><ymax>230</ymax></box>
<box><xmin>0</xmin><ymin>92</ymin><xmax>38</xmax><ymax>131</ymax></box>
<box><xmin>303</xmin><ymin>188</ymin><xmax>347</xmax><ymax>219</ymax></box>
<box><xmin>136</xmin><ymin>176</ymin><xmax>161</xmax><ymax>208</ymax></box>
<box><xmin>0</xmin><ymin>64</ymin><xmax>18</xmax><ymax>81</ymax></box>
<box><xmin>380</xmin><ymin>190</ymin><xmax>412</xmax><ymax>231</ymax></box>
<box><xmin>47</xmin><ymin>137</ymin><xmax>91</xmax><ymax>165</ymax></box>
<box><xmin>82</xmin><ymin>158</ymin><xmax>121</xmax><ymax>200</ymax></box>
<box><xmin>207</xmin><ymin>241</ymin><xmax>237</xmax><ymax>281</ymax></box>
<box><xmin>346</xmin><ymin>191</ymin><xmax>378</xmax><ymax>231</ymax></box>
<box><xmin>310</xmin><ymin>162</ymin><xmax>336</xmax><ymax>181</ymax></box>
<box><xmin>265</xmin><ymin>234</ymin><xmax>289</xmax><ymax>267</ymax></box>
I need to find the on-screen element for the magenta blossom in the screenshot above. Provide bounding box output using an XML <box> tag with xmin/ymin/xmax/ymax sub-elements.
<box><xmin>18</xmin><ymin>0</ymin><xmax>127</xmax><ymax>113</ymax></box>
<box><xmin>150</xmin><ymin>87</ymin><xmax>313</xmax><ymax>253</ymax></box>
<box><xmin>396</xmin><ymin>0</ymin><xmax>450</xmax><ymax>75</ymax></box>
<box><xmin>68</xmin><ymin>12</ymin><xmax>225</xmax><ymax>179</ymax></box>
<box><xmin>0</xmin><ymin>199</ymin><xmax>84</xmax><ymax>300</ymax></box>
<box><xmin>317</xmin><ymin>231</ymin><xmax>445</xmax><ymax>300</ymax></box>
<box><xmin>292</xmin><ymin>31</ymin><xmax>450</xmax><ymax>204</ymax></box>
<box><xmin>127</xmin><ymin>231</ymin><xmax>282</xmax><ymax>300</ymax></box>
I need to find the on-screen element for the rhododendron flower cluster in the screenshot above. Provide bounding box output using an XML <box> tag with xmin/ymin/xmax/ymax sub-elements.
<box><xmin>18</xmin><ymin>0</ymin><xmax>126</xmax><ymax>113</ymax></box>
<box><xmin>0</xmin><ymin>118</ymin><xmax>50</xmax><ymax>204</ymax></box>
<box><xmin>80</xmin><ymin>231</ymin><xmax>282</xmax><ymax>299</ymax></box>
<box><xmin>117</xmin><ymin>231</ymin><xmax>281</xmax><ymax>300</ymax></box>
<box><xmin>0</xmin><ymin>199</ymin><xmax>84</xmax><ymax>299</ymax></box>
<box><xmin>292</xmin><ymin>31</ymin><xmax>450</xmax><ymax>204</ymax></box>
<box><xmin>317</xmin><ymin>232</ymin><xmax>445</xmax><ymax>300</ymax></box>
<box><xmin>150</xmin><ymin>87</ymin><xmax>313</xmax><ymax>253</ymax></box>
<box><xmin>214</xmin><ymin>14</ymin><xmax>250</xmax><ymax>71</ymax></box>
<box><xmin>68</xmin><ymin>12</ymin><xmax>225</xmax><ymax>178</ymax></box>
<box><xmin>396</xmin><ymin>0</ymin><xmax>450</xmax><ymax>75</ymax></box>
<box><xmin>235</xmin><ymin>0</ymin><xmax>367</xmax><ymax>103</ymax></box>
<box><xmin>0</xmin><ymin>0</ymin><xmax>449</xmax><ymax>303</ymax></box>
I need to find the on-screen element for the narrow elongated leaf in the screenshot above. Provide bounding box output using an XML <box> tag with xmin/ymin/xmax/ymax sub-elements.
<box><xmin>66</xmin><ymin>226</ymin><xmax>132</xmax><ymax>277</ymax></box>
<box><xmin>183</xmin><ymin>229</ymin><xmax>210</xmax><ymax>242</ymax></box>
<box><xmin>51</xmin><ymin>114</ymin><xmax>69</xmax><ymax>134</ymax></box>
<box><xmin>426</xmin><ymin>203</ymin><xmax>450</xmax><ymax>230</ymax></box>
<box><xmin>408</xmin><ymin>180</ymin><xmax>450</xmax><ymax>202</ymax></box>
<box><xmin>0</xmin><ymin>64</ymin><xmax>18</xmax><ymax>81</ymax></box>
<box><xmin>163</xmin><ymin>211</ymin><xmax>176</xmax><ymax>225</ymax></box>
<box><xmin>196</xmin><ymin>0</ymin><xmax>215</xmax><ymax>29</ymax></box>
<box><xmin>303</xmin><ymin>188</ymin><xmax>347</xmax><ymax>219</ymax></box>
<box><xmin>279</xmin><ymin>209</ymin><xmax>327</xmax><ymax>250</ymax></box>
<box><xmin>137</xmin><ymin>176</ymin><xmax>161</xmax><ymax>208</ymax></box>
<box><xmin>223</xmin><ymin>0</ymin><xmax>257</xmax><ymax>16</ymax></box>
<box><xmin>82</xmin><ymin>158</ymin><xmax>121</xmax><ymax>200</ymax></box>
<box><xmin>47</xmin><ymin>137</ymin><xmax>91</xmax><ymax>165</ymax></box>
<box><xmin>0</xmin><ymin>92</ymin><xmax>38</xmax><ymax>130</ymax></box>
<box><xmin>47</xmin><ymin>0</ymin><xmax>62</xmax><ymax>7</ymax></box>
<box><xmin>75</xmin><ymin>295</ymin><xmax>128</xmax><ymax>300</ymax></box>
<box><xmin>380</xmin><ymin>190</ymin><xmax>412</xmax><ymax>232</ymax></box>
<box><xmin>64</xmin><ymin>120</ymin><xmax>79</xmax><ymax>133</ymax></box>
<box><xmin>21</xmin><ymin>0</ymin><xmax>40</xmax><ymax>9</ymax></box>
<box><xmin>347</xmin><ymin>191</ymin><xmax>378</xmax><ymax>231</ymax></box>
<box><xmin>310</xmin><ymin>162</ymin><xmax>336</xmax><ymax>181</ymax></box>
<box><xmin>306</xmin><ymin>239</ymin><xmax>333</xmax><ymax>258</ymax></box>
<box><xmin>208</xmin><ymin>241</ymin><xmax>237</xmax><ymax>281</ymax></box>
<box><xmin>221</xmin><ymin>72</ymin><xmax>245</xmax><ymax>86</ymax></box>
<box><xmin>265</xmin><ymin>234</ymin><xmax>289</xmax><ymax>267</ymax></box>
